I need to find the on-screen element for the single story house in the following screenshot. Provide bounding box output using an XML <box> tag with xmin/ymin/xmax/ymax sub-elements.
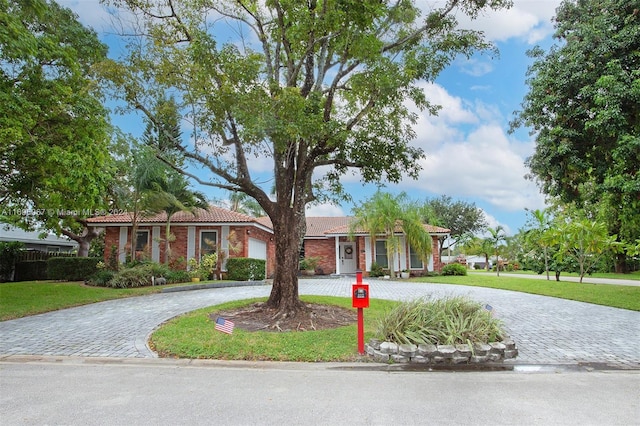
<box><xmin>0</xmin><ymin>225</ymin><xmax>78</xmax><ymax>253</ymax></box>
<box><xmin>87</xmin><ymin>206</ymin><xmax>449</xmax><ymax>277</ymax></box>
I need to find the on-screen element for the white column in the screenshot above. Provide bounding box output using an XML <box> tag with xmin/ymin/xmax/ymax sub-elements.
<box><xmin>118</xmin><ymin>227</ymin><xmax>127</xmax><ymax>263</ymax></box>
<box><xmin>334</xmin><ymin>237</ymin><xmax>341</xmax><ymax>275</ymax></box>
<box><xmin>187</xmin><ymin>226</ymin><xmax>196</xmax><ymax>260</ymax></box>
<box><xmin>152</xmin><ymin>226</ymin><xmax>161</xmax><ymax>262</ymax></box>
<box><xmin>364</xmin><ymin>236</ymin><xmax>371</xmax><ymax>271</ymax></box>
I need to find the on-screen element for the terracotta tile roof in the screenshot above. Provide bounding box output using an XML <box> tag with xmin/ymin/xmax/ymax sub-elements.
<box><xmin>305</xmin><ymin>217</ymin><xmax>354</xmax><ymax>238</ymax></box>
<box><xmin>88</xmin><ymin>209</ymin><xmax>450</xmax><ymax>236</ymax></box>
<box><xmin>87</xmin><ymin>205</ymin><xmax>258</xmax><ymax>225</ymax></box>
<box><xmin>323</xmin><ymin>222</ymin><xmax>450</xmax><ymax>236</ymax></box>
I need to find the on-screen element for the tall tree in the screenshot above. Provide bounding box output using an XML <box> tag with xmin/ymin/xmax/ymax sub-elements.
<box><xmin>141</xmin><ymin>96</ymin><xmax>209</xmax><ymax>264</ymax></box>
<box><xmin>487</xmin><ymin>225</ymin><xmax>506</xmax><ymax>276</ymax></box>
<box><xmin>512</xmin><ymin>0</ymin><xmax>640</xmax><ymax>272</ymax></box>
<box><xmin>350</xmin><ymin>192</ymin><xmax>432</xmax><ymax>278</ymax></box>
<box><xmin>522</xmin><ymin>208</ymin><xmax>553</xmax><ymax>280</ymax></box>
<box><xmin>102</xmin><ymin>0</ymin><xmax>511</xmax><ymax>318</ymax></box>
<box><xmin>422</xmin><ymin>195</ymin><xmax>487</xmax><ymax>259</ymax></box>
<box><xmin>0</xmin><ymin>0</ymin><xmax>115</xmax><ymax>256</ymax></box>
<box><xmin>146</xmin><ymin>173</ymin><xmax>209</xmax><ymax>264</ymax></box>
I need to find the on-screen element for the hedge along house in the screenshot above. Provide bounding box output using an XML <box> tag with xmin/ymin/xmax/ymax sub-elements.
<box><xmin>301</xmin><ymin>217</ymin><xmax>450</xmax><ymax>276</ymax></box>
<box><xmin>87</xmin><ymin>206</ymin><xmax>275</xmax><ymax>277</ymax></box>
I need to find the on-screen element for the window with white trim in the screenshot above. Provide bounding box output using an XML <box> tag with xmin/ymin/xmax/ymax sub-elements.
<box><xmin>375</xmin><ymin>240</ymin><xmax>388</xmax><ymax>268</ymax></box>
<box><xmin>200</xmin><ymin>231</ymin><xmax>218</xmax><ymax>258</ymax></box>
<box><xmin>135</xmin><ymin>230</ymin><xmax>149</xmax><ymax>252</ymax></box>
<box><xmin>409</xmin><ymin>245</ymin><xmax>424</xmax><ymax>269</ymax></box>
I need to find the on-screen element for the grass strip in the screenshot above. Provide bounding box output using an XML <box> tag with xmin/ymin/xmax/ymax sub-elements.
<box><xmin>416</xmin><ymin>275</ymin><xmax>640</xmax><ymax>311</ymax></box>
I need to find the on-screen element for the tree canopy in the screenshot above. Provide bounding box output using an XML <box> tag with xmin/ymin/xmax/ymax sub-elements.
<box><xmin>422</xmin><ymin>195</ymin><xmax>487</xmax><ymax>258</ymax></box>
<box><xmin>0</xmin><ymin>0</ymin><xmax>115</xmax><ymax>255</ymax></box>
<box><xmin>512</xmin><ymin>0</ymin><xmax>640</xmax><ymax>269</ymax></box>
<box><xmin>103</xmin><ymin>0</ymin><xmax>512</xmax><ymax>316</ymax></box>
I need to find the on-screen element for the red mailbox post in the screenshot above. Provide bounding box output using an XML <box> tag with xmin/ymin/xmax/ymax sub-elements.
<box><xmin>352</xmin><ymin>271</ymin><xmax>369</xmax><ymax>354</ymax></box>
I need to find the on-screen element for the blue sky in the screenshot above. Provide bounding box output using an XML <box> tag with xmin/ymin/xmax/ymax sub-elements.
<box><xmin>61</xmin><ymin>0</ymin><xmax>564</xmax><ymax>236</ymax></box>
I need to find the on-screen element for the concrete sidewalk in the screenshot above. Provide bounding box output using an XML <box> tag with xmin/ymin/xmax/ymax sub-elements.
<box><xmin>1</xmin><ymin>278</ymin><xmax>638</xmax><ymax>368</ymax></box>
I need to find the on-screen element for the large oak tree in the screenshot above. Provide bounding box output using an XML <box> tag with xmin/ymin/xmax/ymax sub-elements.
<box><xmin>103</xmin><ymin>0</ymin><xmax>511</xmax><ymax>317</ymax></box>
<box><xmin>1</xmin><ymin>0</ymin><xmax>115</xmax><ymax>256</ymax></box>
<box><xmin>512</xmin><ymin>0</ymin><xmax>640</xmax><ymax>272</ymax></box>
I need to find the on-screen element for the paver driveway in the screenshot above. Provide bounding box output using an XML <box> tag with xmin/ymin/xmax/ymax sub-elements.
<box><xmin>1</xmin><ymin>278</ymin><xmax>638</xmax><ymax>368</ymax></box>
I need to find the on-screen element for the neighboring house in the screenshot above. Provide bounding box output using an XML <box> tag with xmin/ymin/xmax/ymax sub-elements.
<box><xmin>87</xmin><ymin>207</ymin><xmax>450</xmax><ymax>277</ymax></box>
<box><xmin>0</xmin><ymin>225</ymin><xmax>78</xmax><ymax>253</ymax></box>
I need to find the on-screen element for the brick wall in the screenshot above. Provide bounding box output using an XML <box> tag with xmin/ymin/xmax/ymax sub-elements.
<box><xmin>304</xmin><ymin>239</ymin><xmax>336</xmax><ymax>274</ymax></box>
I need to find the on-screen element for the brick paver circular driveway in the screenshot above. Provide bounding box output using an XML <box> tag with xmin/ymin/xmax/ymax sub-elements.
<box><xmin>1</xmin><ymin>278</ymin><xmax>638</xmax><ymax>368</ymax></box>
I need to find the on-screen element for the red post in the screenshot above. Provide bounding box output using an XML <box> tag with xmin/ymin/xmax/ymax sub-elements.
<box><xmin>357</xmin><ymin>307</ymin><xmax>365</xmax><ymax>354</ymax></box>
<box><xmin>354</xmin><ymin>270</ymin><xmax>366</xmax><ymax>355</ymax></box>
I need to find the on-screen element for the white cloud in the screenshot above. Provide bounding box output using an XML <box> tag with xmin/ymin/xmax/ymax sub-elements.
<box><xmin>306</xmin><ymin>203</ymin><xmax>346</xmax><ymax>217</ymax></box>
<box><xmin>459</xmin><ymin>58</ymin><xmax>494</xmax><ymax>77</ymax></box>
<box><xmin>417</xmin><ymin>0</ymin><xmax>561</xmax><ymax>44</ymax></box>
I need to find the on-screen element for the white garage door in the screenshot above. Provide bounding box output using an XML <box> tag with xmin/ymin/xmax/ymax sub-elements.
<box><xmin>248</xmin><ymin>238</ymin><xmax>267</xmax><ymax>260</ymax></box>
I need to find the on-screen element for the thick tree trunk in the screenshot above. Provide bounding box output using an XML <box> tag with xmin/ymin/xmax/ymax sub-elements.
<box><xmin>265</xmin><ymin>204</ymin><xmax>307</xmax><ymax>318</ymax></box>
<box><xmin>614</xmin><ymin>253</ymin><xmax>628</xmax><ymax>274</ymax></box>
<box><xmin>61</xmin><ymin>223</ymin><xmax>101</xmax><ymax>257</ymax></box>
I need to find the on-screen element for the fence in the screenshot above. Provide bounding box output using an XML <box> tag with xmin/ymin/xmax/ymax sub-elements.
<box><xmin>16</xmin><ymin>251</ymin><xmax>76</xmax><ymax>262</ymax></box>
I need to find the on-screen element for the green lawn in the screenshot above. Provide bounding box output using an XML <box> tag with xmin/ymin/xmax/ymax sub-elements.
<box><xmin>469</xmin><ymin>269</ymin><xmax>640</xmax><ymax>281</ymax></box>
<box><xmin>150</xmin><ymin>296</ymin><xmax>396</xmax><ymax>362</ymax></box>
<box><xmin>0</xmin><ymin>281</ymin><xmax>164</xmax><ymax>321</ymax></box>
<box><xmin>416</xmin><ymin>274</ymin><xmax>640</xmax><ymax>311</ymax></box>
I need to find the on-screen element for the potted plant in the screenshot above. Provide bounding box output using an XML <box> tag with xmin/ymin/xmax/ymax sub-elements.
<box><xmin>401</xmin><ymin>269</ymin><xmax>410</xmax><ymax>279</ymax></box>
<box><xmin>187</xmin><ymin>258</ymin><xmax>201</xmax><ymax>282</ymax></box>
<box><xmin>299</xmin><ymin>257</ymin><xmax>320</xmax><ymax>275</ymax></box>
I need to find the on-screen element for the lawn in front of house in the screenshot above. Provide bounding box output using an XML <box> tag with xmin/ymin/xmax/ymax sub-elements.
<box><xmin>0</xmin><ymin>280</ymin><xmax>193</xmax><ymax>321</ymax></box>
<box><xmin>149</xmin><ymin>296</ymin><xmax>397</xmax><ymax>362</ymax></box>
<box><xmin>416</xmin><ymin>274</ymin><xmax>640</xmax><ymax>311</ymax></box>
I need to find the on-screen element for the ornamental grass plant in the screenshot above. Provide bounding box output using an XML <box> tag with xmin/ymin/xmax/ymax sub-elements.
<box><xmin>376</xmin><ymin>296</ymin><xmax>504</xmax><ymax>346</ymax></box>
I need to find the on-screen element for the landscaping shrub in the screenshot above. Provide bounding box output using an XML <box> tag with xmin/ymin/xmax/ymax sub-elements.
<box><xmin>88</xmin><ymin>270</ymin><xmax>117</xmax><ymax>287</ymax></box>
<box><xmin>226</xmin><ymin>258</ymin><xmax>266</xmax><ymax>281</ymax></box>
<box><xmin>0</xmin><ymin>241</ymin><xmax>24</xmax><ymax>282</ymax></box>
<box><xmin>376</xmin><ymin>296</ymin><xmax>504</xmax><ymax>346</ymax></box>
<box><xmin>47</xmin><ymin>257</ymin><xmax>100</xmax><ymax>281</ymax></box>
<box><xmin>108</xmin><ymin>266</ymin><xmax>151</xmax><ymax>288</ymax></box>
<box><xmin>369</xmin><ymin>262</ymin><xmax>385</xmax><ymax>277</ymax></box>
<box><xmin>165</xmin><ymin>269</ymin><xmax>190</xmax><ymax>284</ymax></box>
<box><xmin>441</xmin><ymin>263</ymin><xmax>467</xmax><ymax>276</ymax></box>
<box><xmin>14</xmin><ymin>260</ymin><xmax>48</xmax><ymax>281</ymax></box>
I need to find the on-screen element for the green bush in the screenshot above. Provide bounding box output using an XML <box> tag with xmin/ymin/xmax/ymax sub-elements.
<box><xmin>226</xmin><ymin>258</ymin><xmax>266</xmax><ymax>281</ymax></box>
<box><xmin>0</xmin><ymin>241</ymin><xmax>24</xmax><ymax>282</ymax></box>
<box><xmin>369</xmin><ymin>262</ymin><xmax>385</xmax><ymax>277</ymax></box>
<box><xmin>14</xmin><ymin>260</ymin><xmax>48</xmax><ymax>281</ymax></box>
<box><xmin>165</xmin><ymin>269</ymin><xmax>190</xmax><ymax>284</ymax></box>
<box><xmin>441</xmin><ymin>263</ymin><xmax>467</xmax><ymax>276</ymax></box>
<box><xmin>88</xmin><ymin>270</ymin><xmax>117</xmax><ymax>287</ymax></box>
<box><xmin>108</xmin><ymin>267</ymin><xmax>151</xmax><ymax>288</ymax></box>
<box><xmin>376</xmin><ymin>296</ymin><xmax>504</xmax><ymax>346</ymax></box>
<box><xmin>47</xmin><ymin>257</ymin><xmax>101</xmax><ymax>281</ymax></box>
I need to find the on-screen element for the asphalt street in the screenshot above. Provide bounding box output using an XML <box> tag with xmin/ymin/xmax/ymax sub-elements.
<box><xmin>1</xmin><ymin>277</ymin><xmax>639</xmax><ymax>425</ymax></box>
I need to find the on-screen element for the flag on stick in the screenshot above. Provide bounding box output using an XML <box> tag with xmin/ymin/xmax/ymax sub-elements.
<box><xmin>214</xmin><ymin>317</ymin><xmax>235</xmax><ymax>334</ymax></box>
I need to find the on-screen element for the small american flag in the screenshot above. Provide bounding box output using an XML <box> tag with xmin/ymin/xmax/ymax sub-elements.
<box><xmin>214</xmin><ymin>317</ymin><xmax>235</xmax><ymax>334</ymax></box>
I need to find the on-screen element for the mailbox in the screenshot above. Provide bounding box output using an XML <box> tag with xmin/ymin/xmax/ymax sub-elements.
<box><xmin>352</xmin><ymin>284</ymin><xmax>369</xmax><ymax>308</ymax></box>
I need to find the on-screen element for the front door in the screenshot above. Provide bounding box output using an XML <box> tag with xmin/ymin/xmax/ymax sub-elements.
<box><xmin>339</xmin><ymin>242</ymin><xmax>357</xmax><ymax>274</ymax></box>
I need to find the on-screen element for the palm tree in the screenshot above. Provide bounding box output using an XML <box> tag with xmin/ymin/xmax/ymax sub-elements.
<box><xmin>227</xmin><ymin>191</ymin><xmax>265</xmax><ymax>217</ymax></box>
<box><xmin>488</xmin><ymin>225</ymin><xmax>507</xmax><ymax>276</ymax></box>
<box><xmin>350</xmin><ymin>192</ymin><xmax>432</xmax><ymax>278</ymax></box>
<box><xmin>524</xmin><ymin>208</ymin><xmax>553</xmax><ymax>280</ymax></box>
<box><xmin>146</xmin><ymin>172</ymin><xmax>209</xmax><ymax>264</ymax></box>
